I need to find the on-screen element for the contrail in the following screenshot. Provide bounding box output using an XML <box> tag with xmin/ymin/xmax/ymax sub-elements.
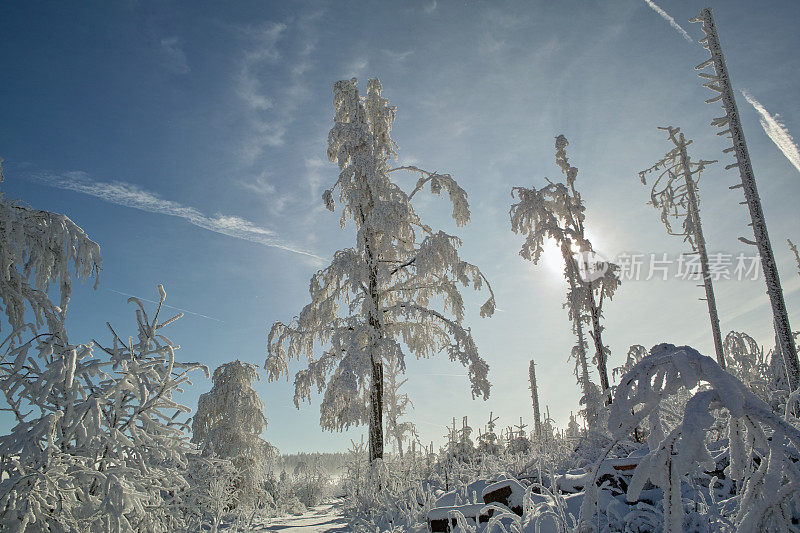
<box><xmin>108</xmin><ymin>288</ymin><xmax>225</xmax><ymax>323</ymax></box>
<box><xmin>643</xmin><ymin>0</ymin><xmax>693</xmax><ymax>43</ymax></box>
<box><xmin>741</xmin><ymin>90</ymin><xmax>800</xmax><ymax>175</ymax></box>
<box><xmin>33</xmin><ymin>171</ymin><xmax>325</xmax><ymax>261</ymax></box>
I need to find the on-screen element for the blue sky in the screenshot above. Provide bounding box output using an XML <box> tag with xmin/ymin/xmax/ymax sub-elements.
<box><xmin>1</xmin><ymin>0</ymin><xmax>799</xmax><ymax>453</ymax></box>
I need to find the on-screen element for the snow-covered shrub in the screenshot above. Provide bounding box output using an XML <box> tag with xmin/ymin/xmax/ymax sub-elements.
<box><xmin>183</xmin><ymin>454</ymin><xmax>238</xmax><ymax>532</ymax></box>
<box><xmin>722</xmin><ymin>331</ymin><xmax>772</xmax><ymax>403</ymax></box>
<box><xmin>342</xmin><ymin>439</ymin><xmax>436</xmax><ymax>532</ymax></box>
<box><xmin>289</xmin><ymin>458</ymin><xmax>333</xmax><ymax>508</ymax></box>
<box><xmin>0</xmin><ymin>286</ymin><xmax>206</xmax><ymax>532</ymax></box>
<box><xmin>585</xmin><ymin>343</ymin><xmax>800</xmax><ymax>532</ymax></box>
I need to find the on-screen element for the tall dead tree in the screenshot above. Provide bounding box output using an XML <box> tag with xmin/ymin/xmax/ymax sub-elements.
<box><xmin>639</xmin><ymin>126</ymin><xmax>725</xmax><ymax>366</ymax></box>
<box><xmin>529</xmin><ymin>360</ymin><xmax>542</xmax><ymax>438</ymax></box>
<box><xmin>692</xmin><ymin>8</ymin><xmax>799</xmax><ymax>388</ymax></box>
<box><xmin>510</xmin><ymin>136</ymin><xmax>621</xmax><ymax>424</ymax></box>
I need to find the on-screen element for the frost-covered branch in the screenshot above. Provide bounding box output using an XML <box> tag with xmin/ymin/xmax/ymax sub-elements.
<box><xmin>603</xmin><ymin>343</ymin><xmax>800</xmax><ymax>531</ymax></box>
<box><xmin>0</xmin><ymin>285</ymin><xmax>206</xmax><ymax>531</ymax></box>
<box><xmin>0</xmin><ymin>170</ymin><xmax>101</xmax><ymax>342</ymax></box>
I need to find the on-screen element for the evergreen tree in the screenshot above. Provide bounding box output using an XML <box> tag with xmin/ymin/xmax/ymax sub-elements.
<box><xmin>192</xmin><ymin>360</ymin><xmax>276</xmax><ymax>503</ymax></box>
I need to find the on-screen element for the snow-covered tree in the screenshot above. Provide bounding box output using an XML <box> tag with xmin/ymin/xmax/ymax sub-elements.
<box><xmin>476</xmin><ymin>412</ymin><xmax>502</xmax><ymax>456</ymax></box>
<box><xmin>692</xmin><ymin>8</ymin><xmax>799</xmax><ymax>388</ymax></box>
<box><xmin>506</xmin><ymin>417</ymin><xmax>531</xmax><ymax>454</ymax></box>
<box><xmin>265</xmin><ymin>78</ymin><xmax>495</xmax><ymax>462</ymax></box>
<box><xmin>639</xmin><ymin>126</ymin><xmax>725</xmax><ymax>366</ymax></box>
<box><xmin>723</xmin><ymin>331</ymin><xmax>771</xmax><ymax>403</ymax></box>
<box><xmin>510</xmin><ymin>135</ymin><xmax>620</xmax><ymax>424</ymax></box>
<box><xmin>0</xmin><ymin>285</ymin><xmax>206</xmax><ymax>532</ymax></box>
<box><xmin>565</xmin><ymin>411</ymin><xmax>580</xmax><ymax>439</ymax></box>
<box><xmin>192</xmin><ymin>360</ymin><xmax>277</xmax><ymax>508</ymax></box>
<box><xmin>0</xmin><ymin>159</ymin><xmax>101</xmax><ymax>347</ymax></box>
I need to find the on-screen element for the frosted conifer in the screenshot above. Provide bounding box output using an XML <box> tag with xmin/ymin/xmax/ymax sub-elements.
<box><xmin>192</xmin><ymin>360</ymin><xmax>276</xmax><ymax>503</ymax></box>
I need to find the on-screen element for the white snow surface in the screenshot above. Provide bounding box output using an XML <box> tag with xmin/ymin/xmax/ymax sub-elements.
<box><xmin>250</xmin><ymin>502</ymin><xmax>350</xmax><ymax>532</ymax></box>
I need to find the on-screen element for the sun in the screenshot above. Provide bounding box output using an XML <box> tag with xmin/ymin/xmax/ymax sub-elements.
<box><xmin>538</xmin><ymin>229</ymin><xmax>607</xmax><ymax>280</ymax></box>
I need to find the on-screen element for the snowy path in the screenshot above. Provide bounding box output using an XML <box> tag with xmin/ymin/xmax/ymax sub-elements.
<box><xmin>256</xmin><ymin>503</ymin><xmax>351</xmax><ymax>532</ymax></box>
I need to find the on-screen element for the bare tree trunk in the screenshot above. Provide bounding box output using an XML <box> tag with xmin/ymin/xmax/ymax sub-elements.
<box><xmin>529</xmin><ymin>360</ymin><xmax>542</xmax><ymax>438</ymax></box>
<box><xmin>357</xmin><ymin>191</ymin><xmax>385</xmax><ymax>464</ymax></box>
<box><xmin>694</xmin><ymin>7</ymin><xmax>799</xmax><ymax>388</ymax></box>
<box><xmin>562</xmin><ymin>241</ymin><xmax>595</xmax><ymax>424</ymax></box>
<box><xmin>587</xmin><ymin>294</ymin><xmax>612</xmax><ymax>405</ymax></box>
<box><xmin>369</xmin><ymin>354</ymin><xmax>384</xmax><ymax>462</ymax></box>
<box><xmin>678</xmin><ymin>136</ymin><xmax>726</xmax><ymax>367</ymax></box>
<box><xmin>366</xmin><ymin>257</ymin><xmax>384</xmax><ymax>463</ymax></box>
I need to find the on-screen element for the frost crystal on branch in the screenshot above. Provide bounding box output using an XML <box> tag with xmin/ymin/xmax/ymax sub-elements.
<box><xmin>265</xmin><ymin>78</ymin><xmax>494</xmax><ymax>462</ymax></box>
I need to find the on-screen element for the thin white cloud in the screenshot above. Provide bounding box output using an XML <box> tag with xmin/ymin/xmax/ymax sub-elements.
<box><xmin>235</xmin><ymin>14</ymin><xmax>319</xmax><ymax>165</ymax></box>
<box><xmin>344</xmin><ymin>57</ymin><xmax>369</xmax><ymax>77</ymax></box>
<box><xmin>237</xmin><ymin>170</ymin><xmax>293</xmax><ymax>217</ymax></box>
<box><xmin>423</xmin><ymin>0</ymin><xmax>437</xmax><ymax>14</ymax></box>
<box><xmin>643</xmin><ymin>0</ymin><xmax>693</xmax><ymax>43</ymax></box>
<box><xmin>158</xmin><ymin>36</ymin><xmax>190</xmax><ymax>74</ymax></box>
<box><xmin>382</xmin><ymin>49</ymin><xmax>413</xmax><ymax>64</ymax></box>
<box><xmin>741</xmin><ymin>90</ymin><xmax>800</xmax><ymax>175</ymax></box>
<box><xmin>479</xmin><ymin>32</ymin><xmax>506</xmax><ymax>55</ymax></box>
<box><xmin>35</xmin><ymin>171</ymin><xmax>324</xmax><ymax>261</ymax></box>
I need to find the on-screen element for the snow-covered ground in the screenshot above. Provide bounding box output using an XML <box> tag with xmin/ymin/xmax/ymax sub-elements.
<box><xmin>255</xmin><ymin>503</ymin><xmax>350</xmax><ymax>532</ymax></box>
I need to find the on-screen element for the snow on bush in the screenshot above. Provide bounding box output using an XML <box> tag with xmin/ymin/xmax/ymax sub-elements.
<box><xmin>582</xmin><ymin>343</ymin><xmax>800</xmax><ymax>532</ymax></box>
<box><xmin>0</xmin><ymin>286</ymin><xmax>206</xmax><ymax>531</ymax></box>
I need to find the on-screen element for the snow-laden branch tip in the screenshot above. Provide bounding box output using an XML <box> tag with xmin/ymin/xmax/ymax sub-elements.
<box><xmin>741</xmin><ymin>90</ymin><xmax>800</xmax><ymax>175</ymax></box>
<box><xmin>32</xmin><ymin>171</ymin><xmax>325</xmax><ymax>261</ymax></box>
<box><xmin>643</xmin><ymin>0</ymin><xmax>693</xmax><ymax>43</ymax></box>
